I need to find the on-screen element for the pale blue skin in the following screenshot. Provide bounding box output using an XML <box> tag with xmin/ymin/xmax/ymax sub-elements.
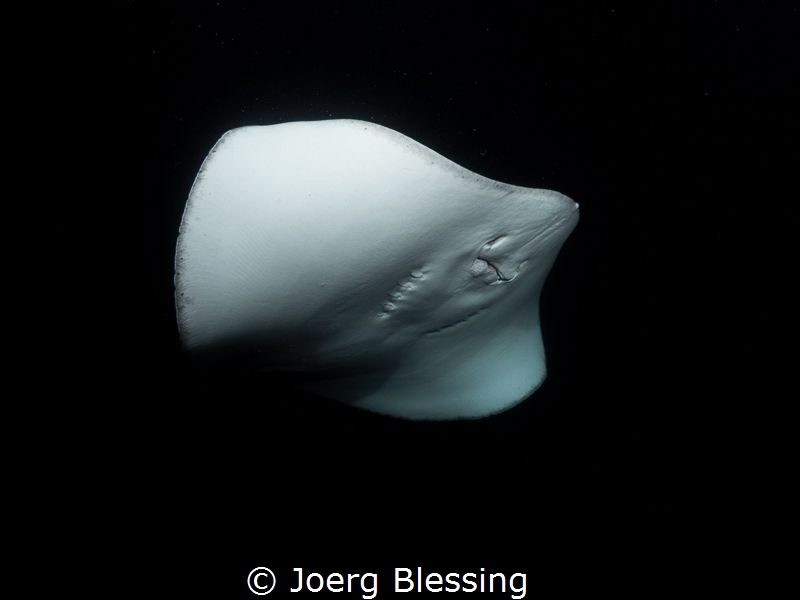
<box><xmin>176</xmin><ymin>120</ymin><xmax>578</xmax><ymax>419</ymax></box>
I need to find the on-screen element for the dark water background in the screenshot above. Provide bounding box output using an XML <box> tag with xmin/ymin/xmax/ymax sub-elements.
<box><xmin>136</xmin><ymin>0</ymin><xmax>794</xmax><ymax>589</ymax></box>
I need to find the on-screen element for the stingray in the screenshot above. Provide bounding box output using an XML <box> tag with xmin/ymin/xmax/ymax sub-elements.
<box><xmin>175</xmin><ymin>119</ymin><xmax>578</xmax><ymax>419</ymax></box>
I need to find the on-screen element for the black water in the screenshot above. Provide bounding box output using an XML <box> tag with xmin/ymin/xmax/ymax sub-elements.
<box><xmin>137</xmin><ymin>1</ymin><xmax>793</xmax><ymax>590</ymax></box>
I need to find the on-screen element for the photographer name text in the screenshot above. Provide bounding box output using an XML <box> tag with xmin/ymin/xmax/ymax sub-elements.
<box><xmin>286</xmin><ymin>568</ymin><xmax>526</xmax><ymax>599</ymax></box>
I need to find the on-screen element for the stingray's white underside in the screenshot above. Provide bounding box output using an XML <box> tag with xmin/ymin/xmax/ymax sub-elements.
<box><xmin>176</xmin><ymin>119</ymin><xmax>578</xmax><ymax>419</ymax></box>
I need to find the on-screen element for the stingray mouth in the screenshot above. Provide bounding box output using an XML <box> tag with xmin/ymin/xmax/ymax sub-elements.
<box><xmin>423</xmin><ymin>309</ymin><xmax>484</xmax><ymax>335</ymax></box>
<box><xmin>471</xmin><ymin>255</ymin><xmax>527</xmax><ymax>286</ymax></box>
